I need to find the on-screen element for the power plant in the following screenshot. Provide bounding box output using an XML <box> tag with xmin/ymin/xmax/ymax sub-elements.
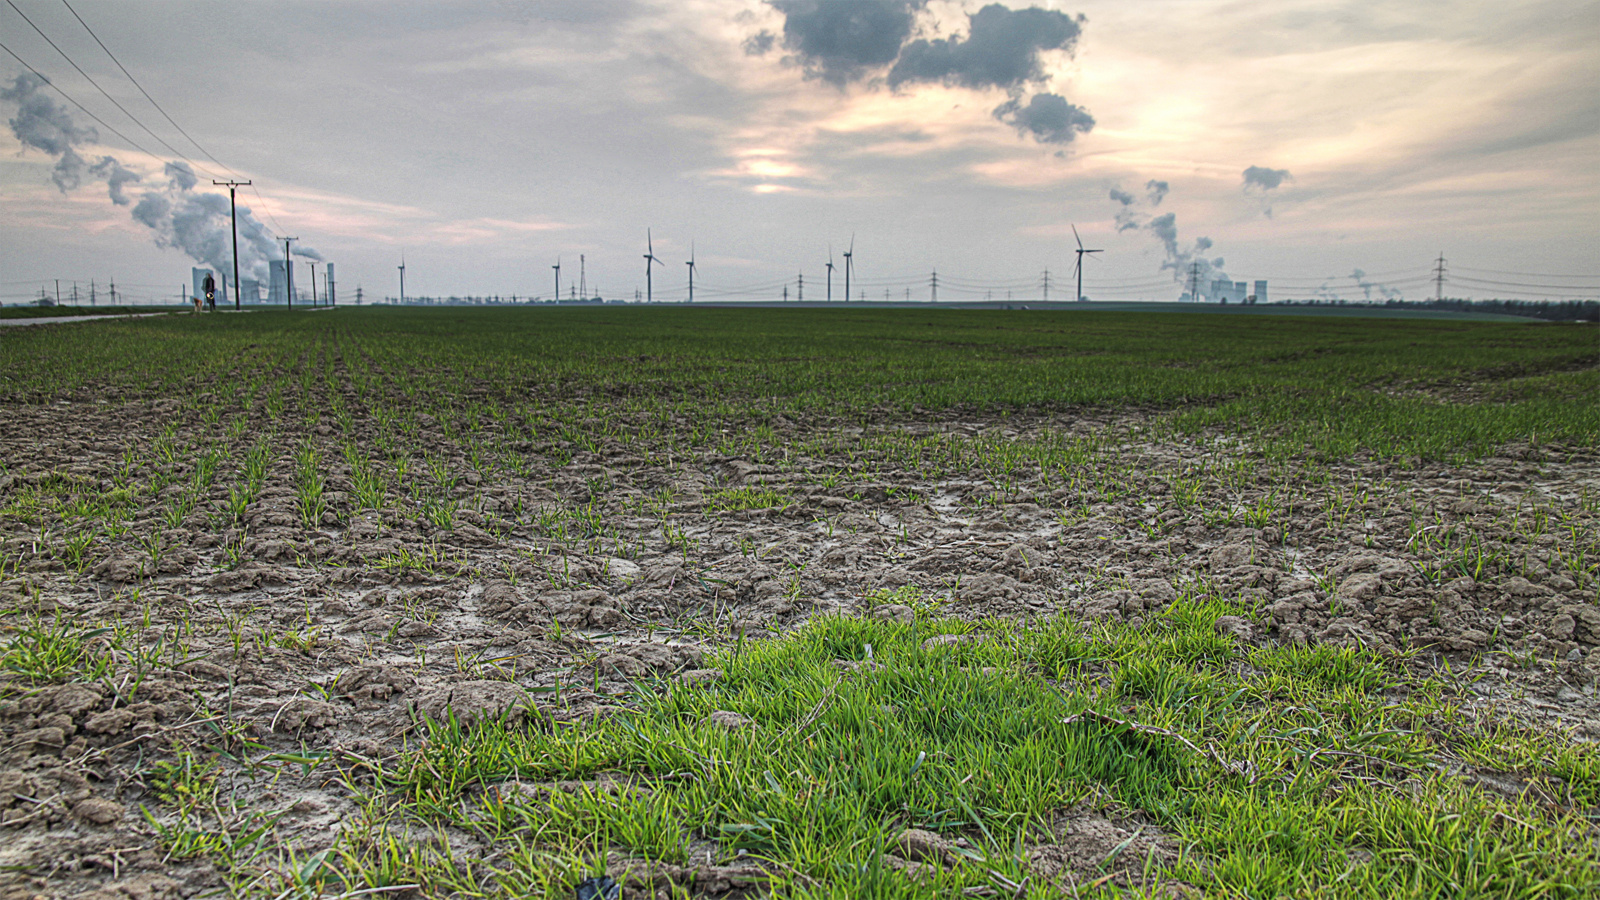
<box><xmin>1206</xmin><ymin>278</ymin><xmax>1268</xmax><ymax>304</ymax></box>
<box><xmin>269</xmin><ymin>259</ymin><xmax>294</xmax><ymax>305</ymax></box>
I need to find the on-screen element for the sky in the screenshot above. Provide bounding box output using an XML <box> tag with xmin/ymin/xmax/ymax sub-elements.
<box><xmin>1</xmin><ymin>0</ymin><xmax>1596</xmax><ymax>305</ymax></box>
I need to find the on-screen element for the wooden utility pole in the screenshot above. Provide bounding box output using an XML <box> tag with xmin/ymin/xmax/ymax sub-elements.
<box><xmin>215</xmin><ymin>180</ymin><xmax>250</xmax><ymax>310</ymax></box>
<box><xmin>279</xmin><ymin>237</ymin><xmax>298</xmax><ymax>308</ymax></box>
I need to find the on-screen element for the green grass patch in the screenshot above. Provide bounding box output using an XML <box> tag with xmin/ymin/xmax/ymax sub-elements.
<box><xmin>299</xmin><ymin>603</ymin><xmax>1600</xmax><ymax>898</ymax></box>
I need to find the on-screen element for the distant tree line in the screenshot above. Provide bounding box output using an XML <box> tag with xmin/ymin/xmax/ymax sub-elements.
<box><xmin>1271</xmin><ymin>297</ymin><xmax>1598</xmax><ymax>322</ymax></box>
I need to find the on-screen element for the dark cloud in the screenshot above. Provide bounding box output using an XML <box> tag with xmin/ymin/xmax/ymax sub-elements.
<box><xmin>759</xmin><ymin>2</ymin><xmax>1096</xmax><ymax>145</ymax></box>
<box><xmin>1145</xmin><ymin>179</ymin><xmax>1168</xmax><ymax>205</ymax></box>
<box><xmin>1242</xmin><ymin>165</ymin><xmax>1291</xmax><ymax>191</ymax></box>
<box><xmin>993</xmin><ymin>92</ymin><xmax>1094</xmax><ymax>144</ymax></box>
<box><xmin>768</xmin><ymin>0</ymin><xmax>924</xmax><ymax>86</ymax></box>
<box><xmin>1108</xmin><ymin>187</ymin><xmax>1135</xmax><ymax>206</ymax></box>
<box><xmin>887</xmin><ymin>4</ymin><xmax>1082</xmax><ymax>90</ymax></box>
<box><xmin>743</xmin><ymin>30</ymin><xmax>775</xmax><ymax>56</ymax></box>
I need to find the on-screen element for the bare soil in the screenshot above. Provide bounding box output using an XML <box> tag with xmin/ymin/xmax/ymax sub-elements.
<box><xmin>1</xmin><ymin>391</ymin><xmax>1597</xmax><ymax>898</ymax></box>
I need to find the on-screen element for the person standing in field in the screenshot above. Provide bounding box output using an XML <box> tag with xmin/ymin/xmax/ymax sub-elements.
<box><xmin>203</xmin><ymin>272</ymin><xmax>216</xmax><ymax>312</ymax></box>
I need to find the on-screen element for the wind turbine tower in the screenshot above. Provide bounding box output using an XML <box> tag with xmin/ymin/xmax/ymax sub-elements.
<box><xmin>842</xmin><ymin>235</ymin><xmax>854</xmax><ymax>304</ymax></box>
<box><xmin>552</xmin><ymin>257</ymin><xmax>560</xmax><ymax>302</ymax></box>
<box><xmin>825</xmin><ymin>246</ymin><xmax>835</xmax><ymax>302</ymax></box>
<box><xmin>398</xmin><ymin>253</ymin><xmax>406</xmax><ymax>305</ymax></box>
<box><xmin>643</xmin><ymin>229</ymin><xmax>664</xmax><ymax>303</ymax></box>
<box><xmin>1072</xmin><ymin>225</ymin><xmax>1102</xmax><ymax>303</ymax></box>
<box><xmin>685</xmin><ymin>243</ymin><xmax>697</xmax><ymax>303</ymax></box>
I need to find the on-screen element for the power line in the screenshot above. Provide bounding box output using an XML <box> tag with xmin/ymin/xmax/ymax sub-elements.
<box><xmin>2</xmin><ymin>0</ymin><xmax>218</xmax><ymax>177</ymax></box>
<box><xmin>20</xmin><ymin>0</ymin><xmax>288</xmax><ymax>235</ymax></box>
<box><xmin>0</xmin><ymin>39</ymin><xmax>161</xmax><ymax>159</ymax></box>
<box><xmin>1451</xmin><ymin>266</ymin><xmax>1599</xmax><ymax>281</ymax></box>
<box><xmin>1449</xmin><ymin>275</ymin><xmax>1597</xmax><ymax>292</ymax></box>
<box><xmin>57</xmin><ymin>0</ymin><xmax>237</xmax><ymax>179</ymax></box>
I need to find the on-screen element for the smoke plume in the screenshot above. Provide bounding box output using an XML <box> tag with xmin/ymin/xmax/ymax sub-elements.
<box><xmin>2</xmin><ymin>73</ymin><xmax>96</xmax><ymax>192</ymax></box>
<box><xmin>1148</xmin><ymin>212</ymin><xmax>1227</xmax><ymax>290</ymax></box>
<box><xmin>1105</xmin><ymin>179</ymin><xmax>1226</xmax><ymax>293</ymax></box>
<box><xmin>1347</xmin><ymin>269</ymin><xmax>1402</xmax><ymax>301</ymax></box>
<box><xmin>2</xmin><ymin>75</ymin><xmax>315</xmax><ymax>283</ymax></box>
<box><xmin>89</xmin><ymin>156</ymin><xmax>140</xmax><ymax>206</ymax></box>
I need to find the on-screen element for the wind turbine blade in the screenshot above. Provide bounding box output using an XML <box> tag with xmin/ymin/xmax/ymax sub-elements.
<box><xmin>1073</xmin><ymin>224</ymin><xmax>1083</xmax><ymax>250</ymax></box>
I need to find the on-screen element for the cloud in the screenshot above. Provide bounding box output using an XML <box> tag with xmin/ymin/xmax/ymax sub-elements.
<box><xmin>886</xmin><ymin>3</ymin><xmax>1083</xmax><ymax>91</ymax></box>
<box><xmin>757</xmin><ymin>2</ymin><xmax>1096</xmax><ymax>146</ymax></box>
<box><xmin>768</xmin><ymin>0</ymin><xmax>924</xmax><ymax>86</ymax></box>
<box><xmin>1108</xmin><ymin>187</ymin><xmax>1136</xmax><ymax>206</ymax></box>
<box><xmin>993</xmin><ymin>92</ymin><xmax>1094</xmax><ymax>144</ymax></box>
<box><xmin>743</xmin><ymin>30</ymin><xmax>776</xmax><ymax>56</ymax></box>
<box><xmin>1145</xmin><ymin>179</ymin><xmax>1168</xmax><ymax>205</ymax></box>
<box><xmin>1242</xmin><ymin>165</ymin><xmax>1291</xmax><ymax>191</ymax></box>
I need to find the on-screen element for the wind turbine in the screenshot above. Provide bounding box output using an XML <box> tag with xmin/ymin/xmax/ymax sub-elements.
<box><xmin>398</xmin><ymin>253</ymin><xmax>405</xmax><ymax>305</ymax></box>
<box><xmin>685</xmin><ymin>242</ymin><xmax>697</xmax><ymax>303</ymax></box>
<box><xmin>825</xmin><ymin>245</ymin><xmax>835</xmax><ymax>302</ymax></box>
<box><xmin>842</xmin><ymin>234</ymin><xmax>854</xmax><ymax>304</ymax></box>
<box><xmin>1072</xmin><ymin>225</ymin><xmax>1101</xmax><ymax>303</ymax></box>
<box><xmin>643</xmin><ymin>229</ymin><xmax>664</xmax><ymax>303</ymax></box>
<box><xmin>551</xmin><ymin>256</ymin><xmax>560</xmax><ymax>302</ymax></box>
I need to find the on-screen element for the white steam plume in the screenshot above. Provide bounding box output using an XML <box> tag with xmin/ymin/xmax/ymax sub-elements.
<box><xmin>2</xmin><ymin>73</ymin><xmax>317</xmax><ymax>282</ymax></box>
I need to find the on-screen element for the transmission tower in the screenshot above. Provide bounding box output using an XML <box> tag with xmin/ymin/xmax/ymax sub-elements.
<box><xmin>1188</xmin><ymin>262</ymin><xmax>1200</xmax><ymax>301</ymax></box>
<box><xmin>1433</xmin><ymin>253</ymin><xmax>1447</xmax><ymax>302</ymax></box>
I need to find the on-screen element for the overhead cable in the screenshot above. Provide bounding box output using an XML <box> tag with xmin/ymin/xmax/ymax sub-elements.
<box><xmin>0</xmin><ymin>39</ymin><xmax>162</xmax><ymax>159</ymax></box>
<box><xmin>57</xmin><ymin>0</ymin><xmax>238</xmax><ymax>179</ymax></box>
<box><xmin>3</xmin><ymin>0</ymin><xmax>218</xmax><ymax>177</ymax></box>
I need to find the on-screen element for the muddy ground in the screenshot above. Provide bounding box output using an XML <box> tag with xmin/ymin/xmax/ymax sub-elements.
<box><xmin>1</xmin><ymin>391</ymin><xmax>1596</xmax><ymax>898</ymax></box>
